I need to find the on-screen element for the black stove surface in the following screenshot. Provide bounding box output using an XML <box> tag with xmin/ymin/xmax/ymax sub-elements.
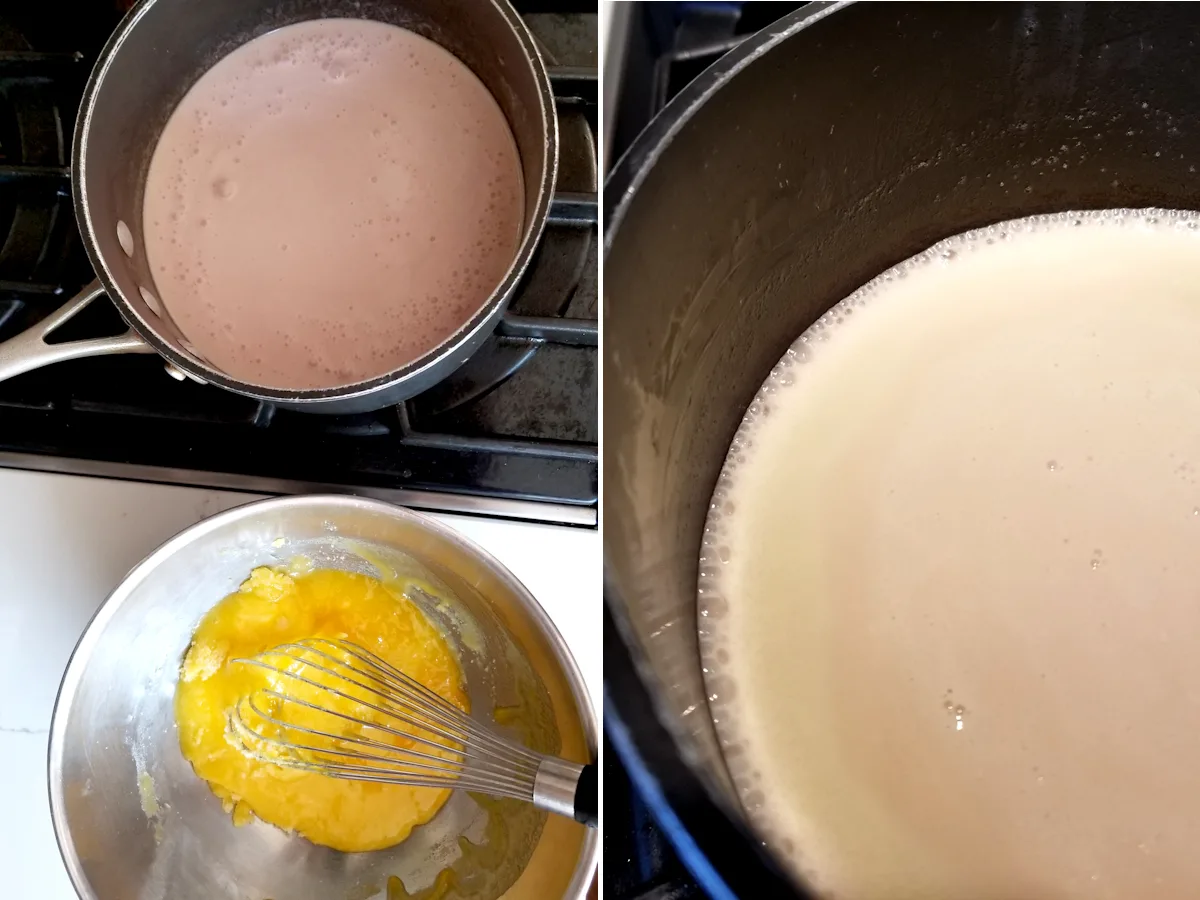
<box><xmin>605</xmin><ymin>3</ymin><xmax>804</xmax><ymax>898</ymax></box>
<box><xmin>0</xmin><ymin>0</ymin><xmax>597</xmax><ymax>525</ymax></box>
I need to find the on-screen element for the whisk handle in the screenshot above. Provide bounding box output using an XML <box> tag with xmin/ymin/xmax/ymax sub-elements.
<box><xmin>532</xmin><ymin>757</ymin><xmax>598</xmax><ymax>828</ymax></box>
<box><xmin>572</xmin><ymin>763</ymin><xmax>597</xmax><ymax>827</ymax></box>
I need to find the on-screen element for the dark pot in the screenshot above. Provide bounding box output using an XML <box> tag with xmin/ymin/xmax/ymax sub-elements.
<box><xmin>603</xmin><ymin>2</ymin><xmax>1200</xmax><ymax>895</ymax></box>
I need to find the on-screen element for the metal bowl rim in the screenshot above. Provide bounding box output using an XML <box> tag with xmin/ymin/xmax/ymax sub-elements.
<box><xmin>48</xmin><ymin>493</ymin><xmax>598</xmax><ymax>900</ymax></box>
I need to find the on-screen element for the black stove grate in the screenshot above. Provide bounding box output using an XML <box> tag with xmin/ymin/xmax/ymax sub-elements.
<box><xmin>0</xmin><ymin>1</ymin><xmax>597</xmax><ymax>525</ymax></box>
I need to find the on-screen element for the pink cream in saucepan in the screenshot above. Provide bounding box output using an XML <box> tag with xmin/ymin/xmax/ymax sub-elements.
<box><xmin>143</xmin><ymin>19</ymin><xmax>525</xmax><ymax>390</ymax></box>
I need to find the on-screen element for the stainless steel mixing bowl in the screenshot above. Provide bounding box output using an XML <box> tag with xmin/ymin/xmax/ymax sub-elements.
<box><xmin>48</xmin><ymin>495</ymin><xmax>596</xmax><ymax>900</ymax></box>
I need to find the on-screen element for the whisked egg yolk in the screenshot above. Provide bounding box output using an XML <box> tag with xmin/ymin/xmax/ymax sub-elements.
<box><xmin>175</xmin><ymin>566</ymin><xmax>468</xmax><ymax>852</ymax></box>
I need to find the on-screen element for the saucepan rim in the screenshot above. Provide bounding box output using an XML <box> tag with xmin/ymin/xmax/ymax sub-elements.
<box><xmin>70</xmin><ymin>0</ymin><xmax>558</xmax><ymax>407</ymax></box>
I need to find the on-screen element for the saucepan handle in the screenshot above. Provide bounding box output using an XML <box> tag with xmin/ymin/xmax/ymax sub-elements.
<box><xmin>0</xmin><ymin>280</ymin><xmax>155</xmax><ymax>383</ymax></box>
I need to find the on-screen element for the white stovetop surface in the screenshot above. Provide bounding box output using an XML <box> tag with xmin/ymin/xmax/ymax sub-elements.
<box><xmin>0</xmin><ymin>467</ymin><xmax>599</xmax><ymax>899</ymax></box>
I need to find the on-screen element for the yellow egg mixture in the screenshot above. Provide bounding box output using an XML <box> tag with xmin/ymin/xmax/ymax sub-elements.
<box><xmin>175</xmin><ymin>566</ymin><xmax>468</xmax><ymax>852</ymax></box>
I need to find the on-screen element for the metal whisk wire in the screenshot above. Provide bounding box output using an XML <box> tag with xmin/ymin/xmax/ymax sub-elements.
<box><xmin>226</xmin><ymin>638</ymin><xmax>596</xmax><ymax>825</ymax></box>
<box><xmin>229</xmin><ymin>638</ymin><xmax>542</xmax><ymax>800</ymax></box>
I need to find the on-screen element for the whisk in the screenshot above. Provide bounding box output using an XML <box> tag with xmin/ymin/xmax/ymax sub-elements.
<box><xmin>227</xmin><ymin>638</ymin><xmax>597</xmax><ymax>827</ymax></box>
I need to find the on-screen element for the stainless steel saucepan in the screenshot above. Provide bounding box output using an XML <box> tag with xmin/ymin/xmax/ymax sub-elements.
<box><xmin>0</xmin><ymin>0</ymin><xmax>557</xmax><ymax>414</ymax></box>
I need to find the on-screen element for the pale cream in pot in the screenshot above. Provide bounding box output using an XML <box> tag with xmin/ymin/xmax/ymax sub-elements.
<box><xmin>701</xmin><ymin>210</ymin><xmax>1200</xmax><ymax>899</ymax></box>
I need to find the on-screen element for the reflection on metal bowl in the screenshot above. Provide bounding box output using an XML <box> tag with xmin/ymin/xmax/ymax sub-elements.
<box><xmin>50</xmin><ymin>494</ymin><xmax>596</xmax><ymax>900</ymax></box>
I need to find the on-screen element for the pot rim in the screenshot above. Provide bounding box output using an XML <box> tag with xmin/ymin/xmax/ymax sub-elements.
<box><xmin>72</xmin><ymin>0</ymin><xmax>559</xmax><ymax>407</ymax></box>
<box><xmin>48</xmin><ymin>493</ymin><xmax>598</xmax><ymax>900</ymax></box>
<box><xmin>603</xmin><ymin>1</ymin><xmax>845</xmax><ymax>249</ymax></box>
<box><xmin>601</xmin><ymin>3</ymin><xmax>850</xmax><ymax>898</ymax></box>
